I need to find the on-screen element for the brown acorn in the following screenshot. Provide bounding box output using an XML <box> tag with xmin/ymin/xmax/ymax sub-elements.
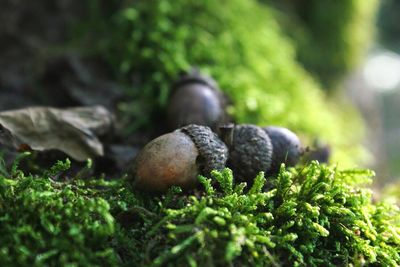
<box><xmin>167</xmin><ymin>69</ymin><xmax>226</xmax><ymax>130</ymax></box>
<box><xmin>131</xmin><ymin>124</ymin><xmax>228</xmax><ymax>193</ymax></box>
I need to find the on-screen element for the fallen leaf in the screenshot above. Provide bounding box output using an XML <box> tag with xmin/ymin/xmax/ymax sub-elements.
<box><xmin>0</xmin><ymin>106</ymin><xmax>113</xmax><ymax>161</ymax></box>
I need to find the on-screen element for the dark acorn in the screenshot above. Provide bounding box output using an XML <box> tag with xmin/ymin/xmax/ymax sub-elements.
<box><xmin>131</xmin><ymin>124</ymin><xmax>228</xmax><ymax>193</ymax></box>
<box><xmin>226</xmin><ymin>124</ymin><xmax>273</xmax><ymax>183</ymax></box>
<box><xmin>167</xmin><ymin>68</ymin><xmax>226</xmax><ymax>130</ymax></box>
<box><xmin>304</xmin><ymin>139</ymin><xmax>331</xmax><ymax>164</ymax></box>
<box><xmin>263</xmin><ymin>126</ymin><xmax>303</xmax><ymax>172</ymax></box>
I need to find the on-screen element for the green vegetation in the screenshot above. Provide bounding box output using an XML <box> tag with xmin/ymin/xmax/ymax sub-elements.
<box><xmin>383</xmin><ymin>182</ymin><xmax>400</xmax><ymax>205</ymax></box>
<box><xmin>0</xmin><ymin>154</ymin><xmax>118</xmax><ymax>266</ymax></box>
<box><xmin>1</xmin><ymin>1</ymin><xmax>392</xmax><ymax>266</ymax></box>
<box><xmin>80</xmin><ymin>0</ymin><xmax>371</xmax><ymax>165</ymax></box>
<box><xmin>263</xmin><ymin>0</ymin><xmax>379</xmax><ymax>88</ymax></box>
<box><xmin>1</xmin><ymin>154</ymin><xmax>399</xmax><ymax>266</ymax></box>
<box><xmin>117</xmin><ymin>165</ymin><xmax>400</xmax><ymax>266</ymax></box>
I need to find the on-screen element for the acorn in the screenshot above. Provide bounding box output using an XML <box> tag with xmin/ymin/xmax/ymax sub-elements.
<box><xmin>226</xmin><ymin>124</ymin><xmax>273</xmax><ymax>183</ymax></box>
<box><xmin>304</xmin><ymin>139</ymin><xmax>331</xmax><ymax>164</ymax></box>
<box><xmin>262</xmin><ymin>126</ymin><xmax>303</xmax><ymax>172</ymax></box>
<box><xmin>167</xmin><ymin>68</ymin><xmax>226</xmax><ymax>130</ymax></box>
<box><xmin>131</xmin><ymin>124</ymin><xmax>228</xmax><ymax>193</ymax></box>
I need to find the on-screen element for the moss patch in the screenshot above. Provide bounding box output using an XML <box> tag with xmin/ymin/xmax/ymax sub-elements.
<box><xmin>1</xmin><ymin>154</ymin><xmax>399</xmax><ymax>266</ymax></box>
<box><xmin>80</xmin><ymin>0</ymin><xmax>368</xmax><ymax>165</ymax></box>
<box><xmin>263</xmin><ymin>0</ymin><xmax>379</xmax><ymax>88</ymax></box>
<box><xmin>0</xmin><ymin>155</ymin><xmax>118</xmax><ymax>266</ymax></box>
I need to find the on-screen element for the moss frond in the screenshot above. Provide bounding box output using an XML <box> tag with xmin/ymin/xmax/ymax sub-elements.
<box><xmin>1</xmin><ymin>154</ymin><xmax>398</xmax><ymax>266</ymax></box>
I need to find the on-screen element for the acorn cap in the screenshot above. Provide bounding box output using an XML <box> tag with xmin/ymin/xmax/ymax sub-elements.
<box><xmin>263</xmin><ymin>126</ymin><xmax>302</xmax><ymax>172</ymax></box>
<box><xmin>227</xmin><ymin>124</ymin><xmax>273</xmax><ymax>182</ymax></box>
<box><xmin>180</xmin><ymin>124</ymin><xmax>228</xmax><ymax>175</ymax></box>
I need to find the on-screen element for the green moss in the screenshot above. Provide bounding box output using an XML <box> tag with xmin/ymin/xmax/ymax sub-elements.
<box><xmin>80</xmin><ymin>0</ymin><xmax>367</xmax><ymax>165</ymax></box>
<box><xmin>1</xmin><ymin>154</ymin><xmax>399</xmax><ymax>266</ymax></box>
<box><xmin>118</xmin><ymin>164</ymin><xmax>399</xmax><ymax>266</ymax></box>
<box><xmin>382</xmin><ymin>182</ymin><xmax>400</xmax><ymax>205</ymax></box>
<box><xmin>263</xmin><ymin>0</ymin><xmax>379</xmax><ymax>88</ymax></box>
<box><xmin>0</xmin><ymin>154</ymin><xmax>118</xmax><ymax>266</ymax></box>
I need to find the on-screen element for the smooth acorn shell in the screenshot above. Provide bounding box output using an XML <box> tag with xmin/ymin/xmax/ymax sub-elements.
<box><xmin>263</xmin><ymin>126</ymin><xmax>302</xmax><ymax>172</ymax></box>
<box><xmin>167</xmin><ymin>83</ymin><xmax>223</xmax><ymax>130</ymax></box>
<box><xmin>132</xmin><ymin>131</ymin><xmax>199</xmax><ymax>192</ymax></box>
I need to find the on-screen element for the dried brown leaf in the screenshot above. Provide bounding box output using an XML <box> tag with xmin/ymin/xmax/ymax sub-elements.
<box><xmin>0</xmin><ymin>106</ymin><xmax>113</xmax><ymax>161</ymax></box>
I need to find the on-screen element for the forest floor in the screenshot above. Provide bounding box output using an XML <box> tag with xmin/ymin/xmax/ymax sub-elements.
<box><xmin>0</xmin><ymin>1</ymin><xmax>148</xmax><ymax>178</ymax></box>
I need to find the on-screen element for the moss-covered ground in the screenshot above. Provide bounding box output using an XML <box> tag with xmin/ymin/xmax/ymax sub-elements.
<box><xmin>1</xmin><ymin>1</ymin><xmax>399</xmax><ymax>266</ymax></box>
<box><xmin>1</xmin><ymin>155</ymin><xmax>399</xmax><ymax>266</ymax></box>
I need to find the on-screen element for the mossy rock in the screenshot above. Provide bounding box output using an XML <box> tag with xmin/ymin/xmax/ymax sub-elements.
<box><xmin>263</xmin><ymin>0</ymin><xmax>379</xmax><ymax>89</ymax></box>
<box><xmin>82</xmin><ymin>0</ymin><xmax>368</xmax><ymax>166</ymax></box>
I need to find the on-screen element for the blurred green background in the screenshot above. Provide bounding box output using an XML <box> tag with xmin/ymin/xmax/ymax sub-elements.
<box><xmin>376</xmin><ymin>0</ymin><xmax>400</xmax><ymax>183</ymax></box>
<box><xmin>345</xmin><ymin>0</ymin><xmax>400</xmax><ymax>187</ymax></box>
